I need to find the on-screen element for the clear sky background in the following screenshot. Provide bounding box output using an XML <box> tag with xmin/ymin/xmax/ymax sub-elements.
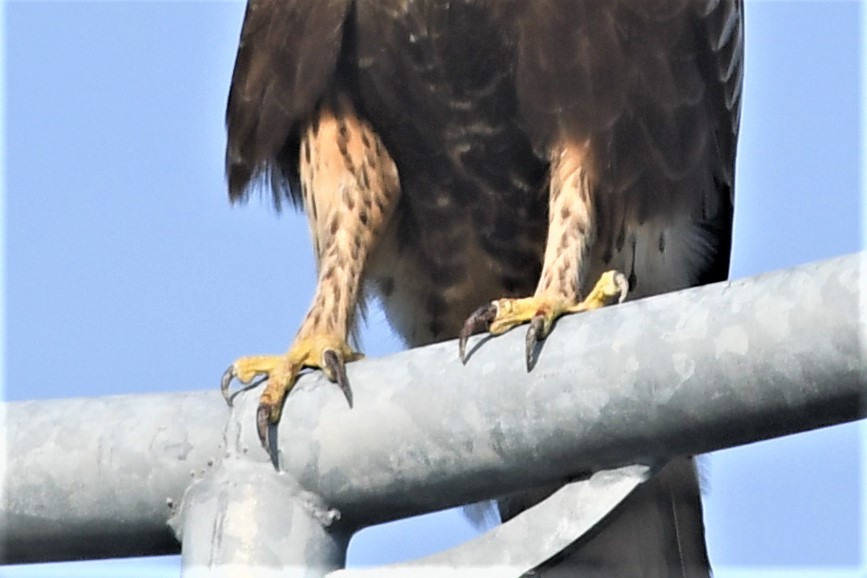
<box><xmin>2</xmin><ymin>1</ymin><xmax>864</xmax><ymax>577</ymax></box>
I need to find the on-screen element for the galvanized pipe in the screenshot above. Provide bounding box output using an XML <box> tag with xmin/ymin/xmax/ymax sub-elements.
<box><xmin>173</xmin><ymin>455</ymin><xmax>350</xmax><ymax>578</ymax></box>
<box><xmin>268</xmin><ymin>252</ymin><xmax>866</xmax><ymax>525</ymax></box>
<box><xmin>1</xmin><ymin>253</ymin><xmax>864</xmax><ymax>565</ymax></box>
<box><xmin>1</xmin><ymin>391</ymin><xmax>228</xmax><ymax>563</ymax></box>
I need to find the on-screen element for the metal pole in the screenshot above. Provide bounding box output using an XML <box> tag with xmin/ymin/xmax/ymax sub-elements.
<box><xmin>169</xmin><ymin>404</ymin><xmax>351</xmax><ymax>577</ymax></box>
<box><xmin>1</xmin><ymin>253</ymin><xmax>864</xmax><ymax>565</ymax></box>
<box><xmin>1</xmin><ymin>391</ymin><xmax>227</xmax><ymax>563</ymax></box>
<box><xmin>173</xmin><ymin>448</ymin><xmax>350</xmax><ymax>578</ymax></box>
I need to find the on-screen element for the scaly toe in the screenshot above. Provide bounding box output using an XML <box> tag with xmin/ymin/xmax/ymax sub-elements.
<box><xmin>459</xmin><ymin>297</ymin><xmax>559</xmax><ymax>364</ymax></box>
<box><xmin>571</xmin><ymin>270</ymin><xmax>630</xmax><ymax>312</ymax></box>
<box><xmin>487</xmin><ymin>297</ymin><xmax>542</xmax><ymax>335</ymax></box>
<box><xmin>221</xmin><ymin>336</ymin><xmax>363</xmax><ymax>470</ymax></box>
<box><xmin>458</xmin><ymin>271</ymin><xmax>629</xmax><ymax>365</ymax></box>
<box><xmin>221</xmin><ymin>355</ymin><xmax>288</xmax><ymax>406</ymax></box>
<box><xmin>254</xmin><ymin>365</ymin><xmax>297</xmax><ymax>448</ymax></box>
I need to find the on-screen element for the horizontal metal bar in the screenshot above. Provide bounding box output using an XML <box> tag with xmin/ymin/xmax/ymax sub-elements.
<box><xmin>1</xmin><ymin>392</ymin><xmax>228</xmax><ymax>563</ymax></box>
<box><xmin>266</xmin><ymin>252</ymin><xmax>866</xmax><ymax>525</ymax></box>
<box><xmin>1</xmin><ymin>253</ymin><xmax>864</xmax><ymax>564</ymax></box>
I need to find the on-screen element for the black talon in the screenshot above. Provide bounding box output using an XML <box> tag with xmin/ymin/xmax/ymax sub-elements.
<box><xmin>459</xmin><ymin>303</ymin><xmax>498</xmax><ymax>363</ymax></box>
<box><xmin>324</xmin><ymin>349</ymin><xmax>353</xmax><ymax>408</ymax></box>
<box><xmin>256</xmin><ymin>404</ymin><xmax>270</xmax><ymax>449</ymax></box>
<box><xmin>221</xmin><ymin>365</ymin><xmax>267</xmax><ymax>407</ymax></box>
<box><xmin>526</xmin><ymin>315</ymin><xmax>547</xmax><ymax>370</ymax></box>
<box><xmin>256</xmin><ymin>404</ymin><xmax>280</xmax><ymax>470</ymax></box>
<box><xmin>220</xmin><ymin>365</ymin><xmax>236</xmax><ymax>406</ymax></box>
<box><xmin>266</xmin><ymin>421</ymin><xmax>280</xmax><ymax>470</ymax></box>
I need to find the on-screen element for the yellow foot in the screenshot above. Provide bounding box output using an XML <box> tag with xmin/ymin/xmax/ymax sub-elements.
<box><xmin>220</xmin><ymin>335</ymin><xmax>362</xmax><ymax>462</ymax></box>
<box><xmin>458</xmin><ymin>270</ymin><xmax>629</xmax><ymax>368</ymax></box>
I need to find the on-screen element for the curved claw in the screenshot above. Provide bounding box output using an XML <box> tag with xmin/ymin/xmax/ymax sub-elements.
<box><xmin>220</xmin><ymin>365</ymin><xmax>236</xmax><ymax>406</ymax></box>
<box><xmin>256</xmin><ymin>404</ymin><xmax>269</xmax><ymax>449</ymax></box>
<box><xmin>525</xmin><ymin>315</ymin><xmax>547</xmax><ymax>371</ymax></box>
<box><xmin>323</xmin><ymin>349</ymin><xmax>353</xmax><ymax>408</ymax></box>
<box><xmin>613</xmin><ymin>272</ymin><xmax>630</xmax><ymax>304</ymax></box>
<box><xmin>459</xmin><ymin>302</ymin><xmax>499</xmax><ymax>364</ymax></box>
<box><xmin>220</xmin><ymin>365</ymin><xmax>267</xmax><ymax>408</ymax></box>
<box><xmin>256</xmin><ymin>404</ymin><xmax>280</xmax><ymax>469</ymax></box>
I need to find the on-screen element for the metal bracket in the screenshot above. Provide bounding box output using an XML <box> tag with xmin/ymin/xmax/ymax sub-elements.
<box><xmin>330</xmin><ymin>464</ymin><xmax>652</xmax><ymax>577</ymax></box>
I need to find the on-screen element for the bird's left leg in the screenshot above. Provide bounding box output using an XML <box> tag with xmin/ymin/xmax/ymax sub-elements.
<box><xmin>222</xmin><ymin>95</ymin><xmax>400</xmax><ymax>458</ymax></box>
<box><xmin>459</xmin><ymin>142</ymin><xmax>627</xmax><ymax>367</ymax></box>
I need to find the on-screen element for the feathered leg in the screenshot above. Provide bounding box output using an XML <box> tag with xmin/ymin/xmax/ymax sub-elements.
<box><xmin>459</xmin><ymin>143</ymin><xmax>627</xmax><ymax>367</ymax></box>
<box><xmin>222</xmin><ymin>94</ymin><xmax>400</xmax><ymax>464</ymax></box>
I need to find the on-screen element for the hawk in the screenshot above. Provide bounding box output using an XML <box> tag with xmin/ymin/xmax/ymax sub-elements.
<box><xmin>222</xmin><ymin>0</ymin><xmax>743</xmax><ymax>574</ymax></box>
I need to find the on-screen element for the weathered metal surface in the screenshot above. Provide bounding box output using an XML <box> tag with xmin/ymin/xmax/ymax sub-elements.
<box><xmin>1</xmin><ymin>253</ymin><xmax>863</xmax><ymax>567</ymax></box>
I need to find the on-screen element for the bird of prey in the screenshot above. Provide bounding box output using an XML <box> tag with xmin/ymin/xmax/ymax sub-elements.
<box><xmin>222</xmin><ymin>0</ymin><xmax>743</xmax><ymax>574</ymax></box>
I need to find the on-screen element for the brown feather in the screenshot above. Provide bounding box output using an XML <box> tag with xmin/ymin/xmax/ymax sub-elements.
<box><xmin>225</xmin><ymin>0</ymin><xmax>744</xmax><ymax>573</ymax></box>
<box><xmin>225</xmin><ymin>0</ymin><xmax>352</xmax><ymax>207</ymax></box>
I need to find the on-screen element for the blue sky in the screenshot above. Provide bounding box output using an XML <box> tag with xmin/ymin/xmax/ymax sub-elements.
<box><xmin>2</xmin><ymin>1</ymin><xmax>864</xmax><ymax>576</ymax></box>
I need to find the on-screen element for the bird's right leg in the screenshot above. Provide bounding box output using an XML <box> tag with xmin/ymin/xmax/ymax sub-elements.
<box><xmin>222</xmin><ymin>94</ymin><xmax>401</xmax><ymax>464</ymax></box>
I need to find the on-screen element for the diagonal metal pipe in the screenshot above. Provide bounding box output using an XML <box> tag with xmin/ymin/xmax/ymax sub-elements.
<box><xmin>2</xmin><ymin>253</ymin><xmax>864</xmax><ymax>566</ymax></box>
